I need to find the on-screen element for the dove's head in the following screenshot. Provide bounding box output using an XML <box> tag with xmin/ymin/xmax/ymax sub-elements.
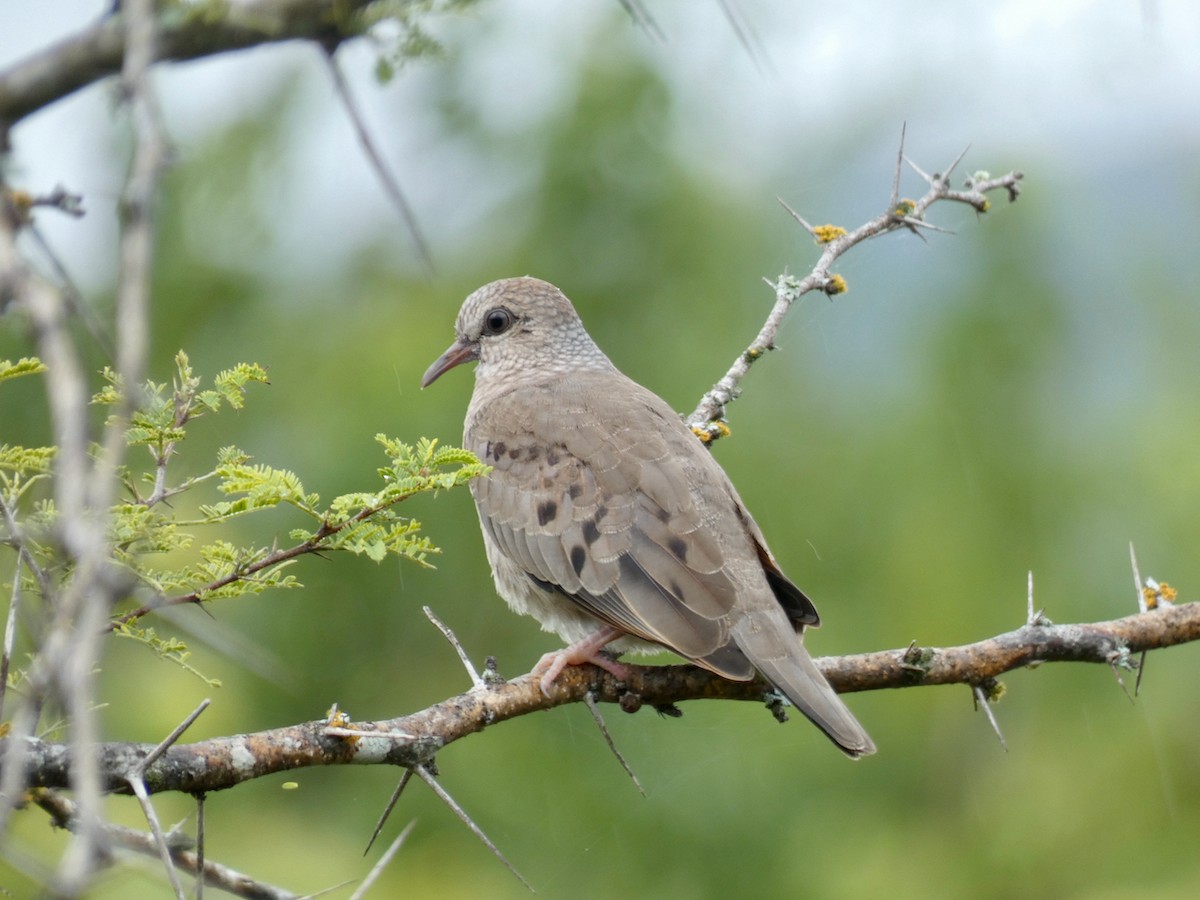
<box><xmin>421</xmin><ymin>277</ymin><xmax>614</xmax><ymax>388</ymax></box>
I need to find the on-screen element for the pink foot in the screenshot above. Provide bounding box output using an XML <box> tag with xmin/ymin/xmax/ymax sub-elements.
<box><xmin>533</xmin><ymin>625</ymin><xmax>631</xmax><ymax>695</ymax></box>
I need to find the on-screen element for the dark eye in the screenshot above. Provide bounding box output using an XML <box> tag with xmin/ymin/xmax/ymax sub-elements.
<box><xmin>481</xmin><ymin>307</ymin><xmax>515</xmax><ymax>336</ymax></box>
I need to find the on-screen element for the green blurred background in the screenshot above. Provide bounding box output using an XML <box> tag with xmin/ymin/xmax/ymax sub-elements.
<box><xmin>3</xmin><ymin>1</ymin><xmax>1200</xmax><ymax>897</ymax></box>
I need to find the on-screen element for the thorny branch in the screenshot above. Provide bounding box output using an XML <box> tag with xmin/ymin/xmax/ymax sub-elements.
<box><xmin>7</xmin><ymin>600</ymin><xmax>1199</xmax><ymax>798</ymax></box>
<box><xmin>687</xmin><ymin>127</ymin><xmax>1023</xmax><ymax>438</ymax></box>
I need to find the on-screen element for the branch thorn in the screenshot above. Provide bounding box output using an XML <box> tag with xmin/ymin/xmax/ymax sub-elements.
<box><xmin>972</xmin><ymin>683</ymin><xmax>1007</xmax><ymax>752</ymax></box>
<box><xmin>890</xmin><ymin>122</ymin><xmax>907</xmax><ymax>209</ymax></box>
<box><xmin>413</xmin><ymin>763</ymin><xmax>533</xmax><ymax>892</ymax></box>
<box><xmin>365</xmin><ymin>768</ymin><xmax>415</xmax><ymax>856</ymax></box>
<box><xmin>424</xmin><ymin>605</ymin><xmax>484</xmax><ymax>689</ymax></box>
<box><xmin>583</xmin><ymin>691</ymin><xmax>645</xmax><ymax>797</ymax></box>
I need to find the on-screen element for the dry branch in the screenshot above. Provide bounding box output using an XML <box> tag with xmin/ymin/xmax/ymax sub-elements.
<box><xmin>7</xmin><ymin>601</ymin><xmax>1197</xmax><ymax>796</ymax></box>
<box><xmin>0</xmin><ymin>0</ymin><xmax>378</xmax><ymax>132</ymax></box>
<box><xmin>31</xmin><ymin>790</ymin><xmax>297</xmax><ymax>900</ymax></box>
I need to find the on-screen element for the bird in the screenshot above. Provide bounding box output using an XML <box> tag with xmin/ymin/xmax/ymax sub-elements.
<box><xmin>422</xmin><ymin>276</ymin><xmax>875</xmax><ymax>758</ymax></box>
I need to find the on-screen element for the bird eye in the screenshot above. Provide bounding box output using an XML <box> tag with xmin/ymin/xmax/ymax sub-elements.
<box><xmin>481</xmin><ymin>307</ymin><xmax>515</xmax><ymax>336</ymax></box>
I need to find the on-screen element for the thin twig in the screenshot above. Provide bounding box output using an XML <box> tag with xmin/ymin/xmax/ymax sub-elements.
<box><xmin>26</xmin><ymin>218</ymin><xmax>114</xmax><ymax>358</ymax></box>
<box><xmin>195</xmin><ymin>793</ymin><xmax>205</xmax><ymax>900</ymax></box>
<box><xmin>128</xmin><ymin>697</ymin><xmax>211</xmax><ymax>898</ymax></box>
<box><xmin>322</xmin><ymin>50</ymin><xmax>434</xmax><ymax>274</ymax></box>
<box><xmin>0</xmin><ymin>537</ymin><xmax>22</xmax><ymax>724</ymax></box>
<box><xmin>716</xmin><ymin>0</ymin><xmax>773</xmax><ymax>76</ymax></box>
<box><xmin>0</xmin><ymin>491</ymin><xmax>52</xmax><ymax>599</ymax></box>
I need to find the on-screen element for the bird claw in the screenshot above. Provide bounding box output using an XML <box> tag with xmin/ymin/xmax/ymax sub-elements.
<box><xmin>533</xmin><ymin>627</ymin><xmax>631</xmax><ymax>695</ymax></box>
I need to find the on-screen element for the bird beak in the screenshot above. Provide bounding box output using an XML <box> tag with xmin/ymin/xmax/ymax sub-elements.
<box><xmin>421</xmin><ymin>338</ymin><xmax>479</xmax><ymax>388</ymax></box>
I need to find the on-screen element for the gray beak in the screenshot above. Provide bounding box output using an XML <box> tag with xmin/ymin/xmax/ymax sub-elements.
<box><xmin>421</xmin><ymin>338</ymin><xmax>479</xmax><ymax>388</ymax></box>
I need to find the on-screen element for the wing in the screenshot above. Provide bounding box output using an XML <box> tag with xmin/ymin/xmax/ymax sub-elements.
<box><xmin>468</xmin><ymin>372</ymin><xmax>792</xmax><ymax>680</ymax></box>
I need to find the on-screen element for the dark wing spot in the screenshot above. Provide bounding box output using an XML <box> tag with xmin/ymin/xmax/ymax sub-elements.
<box><xmin>492</xmin><ymin>441</ymin><xmax>507</xmax><ymax>460</ymax></box>
<box><xmin>508</xmin><ymin>446</ymin><xmax>522</xmax><ymax>460</ymax></box>
<box><xmin>537</xmin><ymin>500</ymin><xmax>558</xmax><ymax>526</ymax></box>
<box><xmin>595</xmin><ymin>504</ymin><xmax>608</xmax><ymax>521</ymax></box>
<box><xmin>668</xmin><ymin>580</ymin><xmax>685</xmax><ymax>600</ymax></box>
<box><xmin>582</xmin><ymin>519</ymin><xmax>600</xmax><ymax>546</ymax></box>
<box><xmin>570</xmin><ymin>545</ymin><xmax>587</xmax><ymax>576</ymax></box>
<box><xmin>568</xmin><ymin>481</ymin><xmax>583</xmax><ymax>499</ymax></box>
<box><xmin>667</xmin><ymin>536</ymin><xmax>688</xmax><ymax>562</ymax></box>
<box><xmin>654</xmin><ymin>504</ymin><xmax>671</xmax><ymax>523</ymax></box>
<box><xmin>547</xmin><ymin>450</ymin><xmax>560</xmax><ymax>466</ymax></box>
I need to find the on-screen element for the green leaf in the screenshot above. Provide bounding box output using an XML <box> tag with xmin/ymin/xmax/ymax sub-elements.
<box><xmin>112</xmin><ymin>623</ymin><xmax>222</xmax><ymax>687</ymax></box>
<box><xmin>213</xmin><ymin>362</ymin><xmax>269</xmax><ymax>410</ymax></box>
<box><xmin>0</xmin><ymin>357</ymin><xmax>47</xmax><ymax>382</ymax></box>
<box><xmin>0</xmin><ymin>444</ymin><xmax>56</xmax><ymax>476</ymax></box>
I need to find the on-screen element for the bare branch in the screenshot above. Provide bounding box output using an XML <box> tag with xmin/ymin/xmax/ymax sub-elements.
<box><xmin>0</xmin><ymin>1</ymin><xmax>386</xmax><ymax>131</ymax></box>
<box><xmin>687</xmin><ymin>148</ymin><xmax>1024</xmax><ymax>432</ymax></box>
<box><xmin>7</xmin><ymin>602</ymin><xmax>1198</xmax><ymax>798</ymax></box>
<box><xmin>30</xmin><ymin>789</ymin><xmax>298</xmax><ymax>900</ymax></box>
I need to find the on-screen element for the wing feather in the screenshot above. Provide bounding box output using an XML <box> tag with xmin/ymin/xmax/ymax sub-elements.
<box><xmin>468</xmin><ymin>376</ymin><xmax>774</xmax><ymax>678</ymax></box>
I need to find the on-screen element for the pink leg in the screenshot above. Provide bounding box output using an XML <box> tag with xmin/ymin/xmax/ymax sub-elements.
<box><xmin>533</xmin><ymin>625</ymin><xmax>632</xmax><ymax>695</ymax></box>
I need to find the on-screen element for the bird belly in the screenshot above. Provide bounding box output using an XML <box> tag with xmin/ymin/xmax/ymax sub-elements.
<box><xmin>482</xmin><ymin>533</ymin><xmax>661</xmax><ymax>655</ymax></box>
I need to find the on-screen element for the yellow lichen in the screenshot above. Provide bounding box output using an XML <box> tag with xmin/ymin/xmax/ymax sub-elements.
<box><xmin>812</xmin><ymin>224</ymin><xmax>847</xmax><ymax>244</ymax></box>
<box><xmin>824</xmin><ymin>274</ymin><xmax>848</xmax><ymax>296</ymax></box>
<box><xmin>1143</xmin><ymin>582</ymin><xmax>1177</xmax><ymax>609</ymax></box>
<box><xmin>691</xmin><ymin>421</ymin><xmax>731</xmax><ymax>445</ymax></box>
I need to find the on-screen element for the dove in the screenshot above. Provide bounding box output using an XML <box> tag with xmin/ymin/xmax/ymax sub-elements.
<box><xmin>422</xmin><ymin>277</ymin><xmax>874</xmax><ymax>758</ymax></box>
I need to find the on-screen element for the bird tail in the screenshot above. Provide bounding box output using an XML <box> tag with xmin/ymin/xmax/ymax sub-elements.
<box><xmin>735</xmin><ymin>623</ymin><xmax>875</xmax><ymax>758</ymax></box>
